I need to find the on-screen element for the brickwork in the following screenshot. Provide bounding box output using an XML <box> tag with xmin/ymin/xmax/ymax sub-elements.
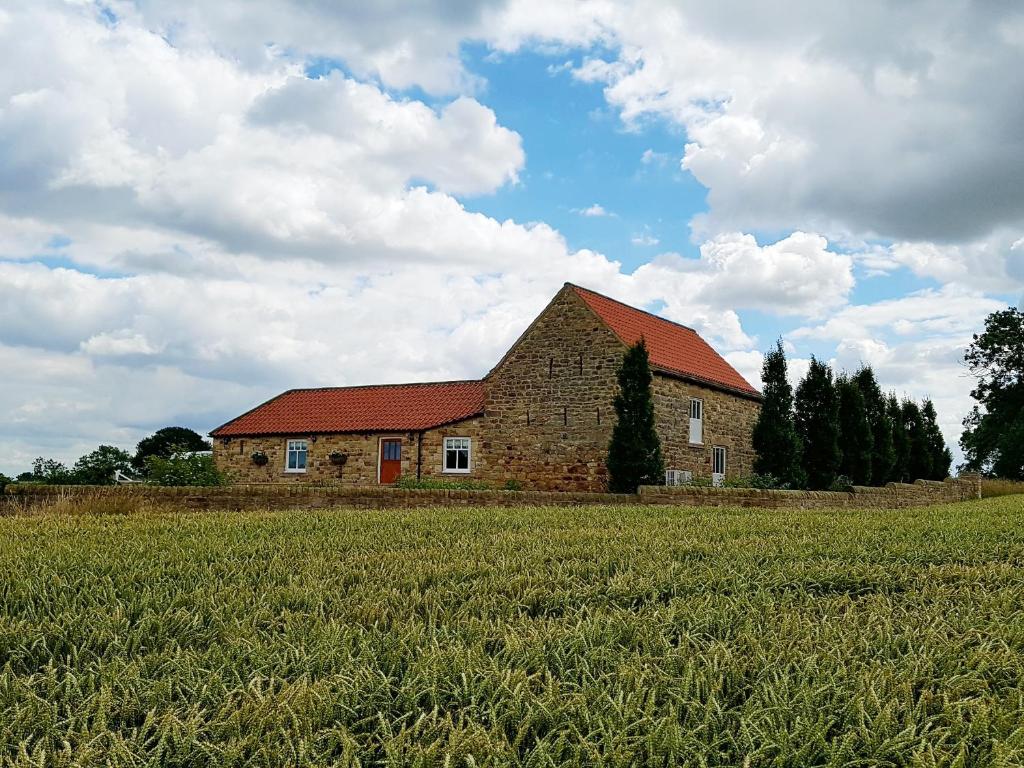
<box><xmin>653</xmin><ymin>376</ymin><xmax>760</xmax><ymax>480</ymax></box>
<box><xmin>2</xmin><ymin>476</ymin><xmax>982</xmax><ymax>513</ymax></box>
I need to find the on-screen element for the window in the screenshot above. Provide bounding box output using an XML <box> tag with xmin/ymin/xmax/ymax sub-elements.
<box><xmin>713</xmin><ymin>446</ymin><xmax>727</xmax><ymax>475</ymax></box>
<box><xmin>443</xmin><ymin>437</ymin><xmax>471</xmax><ymax>473</ymax></box>
<box><xmin>285</xmin><ymin>439</ymin><xmax>308</xmax><ymax>472</ymax></box>
<box><xmin>381</xmin><ymin>440</ymin><xmax>401</xmax><ymax>461</ymax></box>
<box><xmin>689</xmin><ymin>398</ymin><xmax>704</xmax><ymax>444</ymax></box>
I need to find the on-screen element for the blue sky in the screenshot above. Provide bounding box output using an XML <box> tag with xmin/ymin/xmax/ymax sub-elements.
<box><xmin>0</xmin><ymin>1</ymin><xmax>1021</xmax><ymax>474</ymax></box>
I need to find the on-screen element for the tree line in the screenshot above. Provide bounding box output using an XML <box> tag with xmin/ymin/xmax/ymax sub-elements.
<box><xmin>0</xmin><ymin>427</ymin><xmax>222</xmax><ymax>490</ymax></box>
<box><xmin>753</xmin><ymin>342</ymin><xmax>952</xmax><ymax>490</ymax></box>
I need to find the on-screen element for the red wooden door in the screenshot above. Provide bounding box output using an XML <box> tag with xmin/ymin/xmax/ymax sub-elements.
<box><xmin>379</xmin><ymin>439</ymin><xmax>402</xmax><ymax>484</ymax></box>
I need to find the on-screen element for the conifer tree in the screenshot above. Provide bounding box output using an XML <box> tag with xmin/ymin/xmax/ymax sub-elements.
<box><xmin>607</xmin><ymin>339</ymin><xmax>664</xmax><ymax>493</ymax></box>
<box><xmin>921</xmin><ymin>399</ymin><xmax>952</xmax><ymax>479</ymax></box>
<box><xmin>836</xmin><ymin>374</ymin><xmax>873</xmax><ymax>485</ymax></box>
<box><xmin>752</xmin><ymin>340</ymin><xmax>805</xmax><ymax>488</ymax></box>
<box><xmin>852</xmin><ymin>366</ymin><xmax>895</xmax><ymax>485</ymax></box>
<box><xmin>794</xmin><ymin>356</ymin><xmax>841</xmax><ymax>490</ymax></box>
<box><xmin>887</xmin><ymin>393</ymin><xmax>911</xmax><ymax>482</ymax></box>
<box><xmin>903</xmin><ymin>399</ymin><xmax>933</xmax><ymax>482</ymax></box>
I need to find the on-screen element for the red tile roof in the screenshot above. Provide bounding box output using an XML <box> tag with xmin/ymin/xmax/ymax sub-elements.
<box><xmin>211</xmin><ymin>380</ymin><xmax>485</xmax><ymax>437</ymax></box>
<box><xmin>570</xmin><ymin>284</ymin><xmax>761</xmax><ymax>398</ymax></box>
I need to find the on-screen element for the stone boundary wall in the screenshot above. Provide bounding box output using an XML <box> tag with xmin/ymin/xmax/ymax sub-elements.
<box><xmin>3</xmin><ymin>476</ymin><xmax>981</xmax><ymax>513</ymax></box>
<box><xmin>638</xmin><ymin>477</ymin><xmax>981</xmax><ymax>509</ymax></box>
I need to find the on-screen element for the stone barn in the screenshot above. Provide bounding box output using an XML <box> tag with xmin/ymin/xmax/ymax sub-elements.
<box><xmin>211</xmin><ymin>283</ymin><xmax>762</xmax><ymax>491</ymax></box>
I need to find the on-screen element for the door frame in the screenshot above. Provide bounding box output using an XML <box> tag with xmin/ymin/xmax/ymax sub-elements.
<box><xmin>377</xmin><ymin>436</ymin><xmax>404</xmax><ymax>484</ymax></box>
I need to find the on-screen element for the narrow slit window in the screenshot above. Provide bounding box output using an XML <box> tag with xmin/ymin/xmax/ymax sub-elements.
<box><xmin>548</xmin><ymin>358</ymin><xmax>554</xmax><ymax>378</ymax></box>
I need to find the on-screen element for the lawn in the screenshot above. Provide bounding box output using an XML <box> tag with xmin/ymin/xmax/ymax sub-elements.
<box><xmin>1</xmin><ymin>498</ymin><xmax>1024</xmax><ymax>766</ymax></box>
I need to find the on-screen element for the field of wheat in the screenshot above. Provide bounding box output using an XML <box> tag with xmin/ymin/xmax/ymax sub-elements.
<box><xmin>1</xmin><ymin>497</ymin><xmax>1023</xmax><ymax>766</ymax></box>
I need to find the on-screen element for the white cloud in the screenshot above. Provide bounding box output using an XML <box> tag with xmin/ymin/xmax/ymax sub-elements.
<box><xmin>576</xmin><ymin>203</ymin><xmax>613</xmax><ymax>217</ymax></box>
<box><xmin>631</xmin><ymin>232</ymin><xmax>659</xmax><ymax>246</ymax></box>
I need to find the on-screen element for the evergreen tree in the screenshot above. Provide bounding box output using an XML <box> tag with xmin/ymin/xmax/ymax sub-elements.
<box><xmin>887</xmin><ymin>393</ymin><xmax>910</xmax><ymax>482</ymax></box>
<box><xmin>921</xmin><ymin>399</ymin><xmax>952</xmax><ymax>479</ymax></box>
<box><xmin>836</xmin><ymin>374</ymin><xmax>873</xmax><ymax>485</ymax></box>
<box><xmin>852</xmin><ymin>366</ymin><xmax>895</xmax><ymax>485</ymax></box>
<box><xmin>607</xmin><ymin>339</ymin><xmax>664</xmax><ymax>493</ymax></box>
<box><xmin>751</xmin><ymin>340</ymin><xmax>805</xmax><ymax>488</ymax></box>
<box><xmin>794</xmin><ymin>356</ymin><xmax>841</xmax><ymax>490</ymax></box>
<box><xmin>903</xmin><ymin>400</ymin><xmax>933</xmax><ymax>482</ymax></box>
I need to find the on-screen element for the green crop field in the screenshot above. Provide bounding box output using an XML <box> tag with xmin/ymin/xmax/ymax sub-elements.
<box><xmin>2</xmin><ymin>498</ymin><xmax>1024</xmax><ymax>767</ymax></box>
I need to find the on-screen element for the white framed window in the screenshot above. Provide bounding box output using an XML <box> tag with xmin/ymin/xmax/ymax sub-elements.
<box><xmin>689</xmin><ymin>398</ymin><xmax>704</xmax><ymax>444</ymax></box>
<box><xmin>443</xmin><ymin>437</ymin><xmax>471</xmax><ymax>473</ymax></box>
<box><xmin>285</xmin><ymin>439</ymin><xmax>308</xmax><ymax>472</ymax></box>
<box><xmin>712</xmin><ymin>446</ymin><xmax>727</xmax><ymax>476</ymax></box>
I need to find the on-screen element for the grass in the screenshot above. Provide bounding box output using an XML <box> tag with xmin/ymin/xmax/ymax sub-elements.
<box><xmin>1</xmin><ymin>498</ymin><xmax>1023</xmax><ymax>766</ymax></box>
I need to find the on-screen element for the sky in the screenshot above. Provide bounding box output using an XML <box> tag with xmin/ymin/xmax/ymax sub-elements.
<box><xmin>1</xmin><ymin>0</ymin><xmax>1021</xmax><ymax>476</ymax></box>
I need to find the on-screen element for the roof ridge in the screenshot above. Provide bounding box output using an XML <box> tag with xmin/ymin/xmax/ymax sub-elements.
<box><xmin>288</xmin><ymin>379</ymin><xmax>482</xmax><ymax>394</ymax></box>
<box><xmin>565</xmin><ymin>282</ymin><xmax>697</xmax><ymax>334</ymax></box>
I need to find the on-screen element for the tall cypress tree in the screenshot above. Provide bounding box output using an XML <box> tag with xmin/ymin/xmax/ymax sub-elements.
<box><xmin>852</xmin><ymin>366</ymin><xmax>895</xmax><ymax>485</ymax></box>
<box><xmin>903</xmin><ymin>399</ymin><xmax>933</xmax><ymax>482</ymax></box>
<box><xmin>836</xmin><ymin>374</ymin><xmax>873</xmax><ymax>485</ymax></box>
<box><xmin>794</xmin><ymin>356</ymin><xmax>842</xmax><ymax>490</ymax></box>
<box><xmin>752</xmin><ymin>340</ymin><xmax>805</xmax><ymax>488</ymax></box>
<box><xmin>921</xmin><ymin>399</ymin><xmax>952</xmax><ymax>479</ymax></box>
<box><xmin>887</xmin><ymin>393</ymin><xmax>911</xmax><ymax>483</ymax></box>
<box><xmin>607</xmin><ymin>339</ymin><xmax>664</xmax><ymax>493</ymax></box>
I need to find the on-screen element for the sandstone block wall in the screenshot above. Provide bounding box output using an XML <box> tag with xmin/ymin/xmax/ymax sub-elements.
<box><xmin>477</xmin><ymin>287</ymin><xmax>624</xmax><ymax>492</ymax></box>
<box><xmin>214</xmin><ymin>417</ymin><xmax>486</xmax><ymax>486</ymax></box>
<box><xmin>653</xmin><ymin>375</ymin><xmax>760</xmax><ymax>480</ymax></box>
<box><xmin>2</xmin><ymin>476</ymin><xmax>982</xmax><ymax>513</ymax></box>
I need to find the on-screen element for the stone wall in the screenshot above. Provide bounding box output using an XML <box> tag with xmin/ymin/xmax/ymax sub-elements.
<box><xmin>653</xmin><ymin>375</ymin><xmax>760</xmax><ymax>480</ymax></box>
<box><xmin>638</xmin><ymin>477</ymin><xmax>982</xmax><ymax>508</ymax></box>
<box><xmin>477</xmin><ymin>286</ymin><xmax>625</xmax><ymax>491</ymax></box>
<box><xmin>213</xmin><ymin>417</ymin><xmax>486</xmax><ymax>486</ymax></box>
<box><xmin>3</xmin><ymin>476</ymin><xmax>981</xmax><ymax>513</ymax></box>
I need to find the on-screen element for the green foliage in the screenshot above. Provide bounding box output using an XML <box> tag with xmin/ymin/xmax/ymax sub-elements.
<box><xmin>887</xmin><ymin>393</ymin><xmax>911</xmax><ymax>483</ymax></box>
<box><xmin>133</xmin><ymin>426</ymin><xmax>211</xmax><ymax>471</ymax></box>
<box><xmin>0</xmin><ymin>473</ymin><xmax>9</xmax><ymax>494</ymax></box>
<box><xmin>503</xmin><ymin>479</ymin><xmax>524</xmax><ymax>491</ymax></box>
<box><xmin>828</xmin><ymin>474</ymin><xmax>855</xmax><ymax>492</ymax></box>
<box><xmin>393</xmin><ymin>475</ymin><xmax>491</xmax><ymax>491</ymax></box>
<box><xmin>15</xmin><ymin>472</ymin><xmax>34</xmax><ymax>483</ymax></box>
<box><xmin>70</xmin><ymin>445</ymin><xmax>133</xmax><ymax>485</ymax></box>
<box><xmin>903</xmin><ymin>400</ymin><xmax>933</xmax><ymax>483</ymax></box>
<box><xmin>607</xmin><ymin>339</ymin><xmax>664</xmax><ymax>493</ymax></box>
<box><xmin>1</xmin><ymin>499</ymin><xmax>1023</xmax><ymax>764</ymax></box>
<box><xmin>30</xmin><ymin>457</ymin><xmax>73</xmax><ymax>484</ymax></box>
<box><xmin>961</xmin><ymin>307</ymin><xmax>1024</xmax><ymax>479</ymax></box>
<box><xmin>921</xmin><ymin>399</ymin><xmax>952</xmax><ymax>480</ymax></box>
<box><xmin>144</xmin><ymin>452</ymin><xmax>223</xmax><ymax>486</ymax></box>
<box><xmin>752</xmin><ymin>340</ymin><xmax>805</xmax><ymax>488</ymax></box>
<box><xmin>836</xmin><ymin>374</ymin><xmax>873</xmax><ymax>486</ymax></box>
<box><xmin>851</xmin><ymin>366</ymin><xmax>895</xmax><ymax>485</ymax></box>
<box><xmin>794</xmin><ymin>356</ymin><xmax>841</xmax><ymax>490</ymax></box>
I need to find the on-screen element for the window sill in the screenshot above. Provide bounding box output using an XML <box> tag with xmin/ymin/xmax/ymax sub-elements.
<box><xmin>442</xmin><ymin>469</ymin><xmax>471</xmax><ymax>475</ymax></box>
<box><xmin>283</xmin><ymin>469</ymin><xmax>307</xmax><ymax>474</ymax></box>
<box><xmin>688</xmin><ymin>442</ymin><xmax>705</xmax><ymax>447</ymax></box>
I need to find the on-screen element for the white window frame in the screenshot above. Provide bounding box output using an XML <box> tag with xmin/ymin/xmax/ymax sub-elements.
<box><xmin>285</xmin><ymin>439</ymin><xmax>308</xmax><ymax>473</ymax></box>
<box><xmin>442</xmin><ymin>437</ymin><xmax>472</xmax><ymax>474</ymax></box>
<box><xmin>712</xmin><ymin>445</ymin><xmax>727</xmax><ymax>476</ymax></box>
<box><xmin>689</xmin><ymin>398</ymin><xmax>704</xmax><ymax>445</ymax></box>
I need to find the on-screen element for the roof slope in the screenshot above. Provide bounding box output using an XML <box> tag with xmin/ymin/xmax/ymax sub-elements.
<box><xmin>211</xmin><ymin>380</ymin><xmax>485</xmax><ymax>437</ymax></box>
<box><xmin>570</xmin><ymin>284</ymin><xmax>760</xmax><ymax>397</ymax></box>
